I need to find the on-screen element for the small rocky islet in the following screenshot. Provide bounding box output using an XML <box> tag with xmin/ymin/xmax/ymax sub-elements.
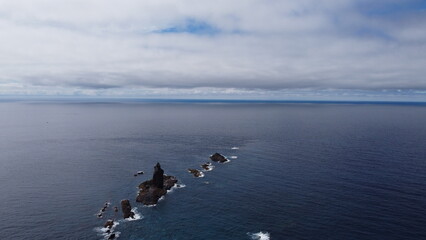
<box><xmin>136</xmin><ymin>162</ymin><xmax>178</xmax><ymax>205</ymax></box>
<box><xmin>210</xmin><ymin>152</ymin><xmax>229</xmax><ymax>163</ymax></box>
<box><xmin>201</xmin><ymin>162</ymin><xmax>215</xmax><ymax>171</ymax></box>
<box><xmin>133</xmin><ymin>171</ymin><xmax>144</xmax><ymax>177</ymax></box>
<box><xmin>188</xmin><ymin>168</ymin><xmax>204</xmax><ymax>177</ymax></box>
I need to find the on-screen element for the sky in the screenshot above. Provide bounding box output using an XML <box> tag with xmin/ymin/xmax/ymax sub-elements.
<box><xmin>0</xmin><ymin>0</ymin><xmax>426</xmax><ymax>100</ymax></box>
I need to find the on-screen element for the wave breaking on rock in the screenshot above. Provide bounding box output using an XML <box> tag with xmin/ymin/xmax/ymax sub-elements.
<box><xmin>247</xmin><ymin>231</ymin><xmax>270</xmax><ymax>240</ymax></box>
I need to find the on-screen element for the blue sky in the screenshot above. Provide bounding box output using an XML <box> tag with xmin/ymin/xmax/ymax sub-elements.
<box><xmin>0</xmin><ymin>0</ymin><xmax>425</xmax><ymax>100</ymax></box>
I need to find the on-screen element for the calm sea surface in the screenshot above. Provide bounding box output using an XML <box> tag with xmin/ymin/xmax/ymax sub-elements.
<box><xmin>0</xmin><ymin>101</ymin><xmax>425</xmax><ymax>240</ymax></box>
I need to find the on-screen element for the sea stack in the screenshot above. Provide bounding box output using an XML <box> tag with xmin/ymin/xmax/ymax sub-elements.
<box><xmin>152</xmin><ymin>162</ymin><xmax>164</xmax><ymax>188</ymax></box>
<box><xmin>120</xmin><ymin>199</ymin><xmax>135</xmax><ymax>219</ymax></box>
<box><xmin>210</xmin><ymin>153</ymin><xmax>229</xmax><ymax>163</ymax></box>
<box><xmin>136</xmin><ymin>163</ymin><xmax>178</xmax><ymax>205</ymax></box>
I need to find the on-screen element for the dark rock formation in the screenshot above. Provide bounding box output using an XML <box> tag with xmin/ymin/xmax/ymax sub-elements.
<box><xmin>100</xmin><ymin>201</ymin><xmax>109</xmax><ymax>212</ymax></box>
<box><xmin>120</xmin><ymin>199</ymin><xmax>135</xmax><ymax>219</ymax></box>
<box><xmin>108</xmin><ymin>233</ymin><xmax>116</xmax><ymax>240</ymax></box>
<box><xmin>114</xmin><ymin>206</ymin><xmax>118</xmax><ymax>212</ymax></box>
<box><xmin>136</xmin><ymin>163</ymin><xmax>178</xmax><ymax>205</ymax></box>
<box><xmin>210</xmin><ymin>153</ymin><xmax>229</xmax><ymax>163</ymax></box>
<box><xmin>201</xmin><ymin>162</ymin><xmax>214</xmax><ymax>171</ymax></box>
<box><xmin>104</xmin><ymin>219</ymin><xmax>114</xmax><ymax>229</ymax></box>
<box><xmin>152</xmin><ymin>162</ymin><xmax>164</xmax><ymax>188</ymax></box>
<box><xmin>188</xmin><ymin>168</ymin><xmax>204</xmax><ymax>177</ymax></box>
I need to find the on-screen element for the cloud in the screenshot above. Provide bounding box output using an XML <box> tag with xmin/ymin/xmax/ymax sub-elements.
<box><xmin>0</xmin><ymin>0</ymin><xmax>425</xmax><ymax>98</ymax></box>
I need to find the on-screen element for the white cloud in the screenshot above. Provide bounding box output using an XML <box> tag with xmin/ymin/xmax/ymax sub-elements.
<box><xmin>0</xmin><ymin>0</ymin><xmax>425</xmax><ymax>98</ymax></box>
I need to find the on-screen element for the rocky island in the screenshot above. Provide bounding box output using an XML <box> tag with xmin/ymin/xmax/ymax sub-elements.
<box><xmin>136</xmin><ymin>163</ymin><xmax>178</xmax><ymax>205</ymax></box>
<box><xmin>210</xmin><ymin>153</ymin><xmax>229</xmax><ymax>163</ymax></box>
<box><xmin>188</xmin><ymin>168</ymin><xmax>204</xmax><ymax>177</ymax></box>
<box><xmin>201</xmin><ymin>162</ymin><xmax>214</xmax><ymax>171</ymax></box>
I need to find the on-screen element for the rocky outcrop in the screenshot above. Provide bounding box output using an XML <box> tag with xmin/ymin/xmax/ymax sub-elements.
<box><xmin>152</xmin><ymin>162</ymin><xmax>164</xmax><ymax>188</ymax></box>
<box><xmin>210</xmin><ymin>153</ymin><xmax>229</xmax><ymax>163</ymax></box>
<box><xmin>136</xmin><ymin>163</ymin><xmax>178</xmax><ymax>205</ymax></box>
<box><xmin>201</xmin><ymin>162</ymin><xmax>214</xmax><ymax>171</ymax></box>
<box><xmin>120</xmin><ymin>199</ymin><xmax>135</xmax><ymax>219</ymax></box>
<box><xmin>188</xmin><ymin>168</ymin><xmax>204</xmax><ymax>177</ymax></box>
<box><xmin>104</xmin><ymin>219</ymin><xmax>114</xmax><ymax>229</ymax></box>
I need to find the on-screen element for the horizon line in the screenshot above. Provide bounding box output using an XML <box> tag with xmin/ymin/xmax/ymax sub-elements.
<box><xmin>1</xmin><ymin>97</ymin><xmax>426</xmax><ymax>105</ymax></box>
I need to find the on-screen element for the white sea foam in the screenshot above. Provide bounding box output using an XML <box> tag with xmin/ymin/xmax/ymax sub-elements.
<box><xmin>95</xmin><ymin>221</ymin><xmax>120</xmax><ymax>239</ymax></box>
<box><xmin>123</xmin><ymin>207</ymin><xmax>143</xmax><ymax>222</ymax></box>
<box><xmin>198</xmin><ymin>172</ymin><xmax>205</xmax><ymax>177</ymax></box>
<box><xmin>144</xmin><ymin>204</ymin><xmax>157</xmax><ymax>208</ymax></box>
<box><xmin>230</xmin><ymin>156</ymin><xmax>238</xmax><ymax>159</ymax></box>
<box><xmin>248</xmin><ymin>231</ymin><xmax>270</xmax><ymax>240</ymax></box>
<box><xmin>167</xmin><ymin>183</ymin><xmax>186</xmax><ymax>193</ymax></box>
<box><xmin>102</xmin><ymin>231</ymin><xmax>120</xmax><ymax>240</ymax></box>
<box><xmin>202</xmin><ymin>165</ymin><xmax>215</xmax><ymax>171</ymax></box>
<box><xmin>94</xmin><ymin>206</ymin><xmax>143</xmax><ymax>239</ymax></box>
<box><xmin>231</xmin><ymin>147</ymin><xmax>239</xmax><ymax>150</ymax></box>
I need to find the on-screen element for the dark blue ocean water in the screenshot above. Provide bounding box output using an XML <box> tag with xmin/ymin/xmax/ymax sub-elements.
<box><xmin>0</xmin><ymin>101</ymin><xmax>425</xmax><ymax>240</ymax></box>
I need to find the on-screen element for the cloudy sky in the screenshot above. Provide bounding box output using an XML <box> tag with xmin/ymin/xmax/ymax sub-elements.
<box><xmin>1</xmin><ymin>0</ymin><xmax>426</xmax><ymax>100</ymax></box>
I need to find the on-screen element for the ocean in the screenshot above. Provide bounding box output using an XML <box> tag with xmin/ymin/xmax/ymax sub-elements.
<box><xmin>0</xmin><ymin>100</ymin><xmax>425</xmax><ymax>240</ymax></box>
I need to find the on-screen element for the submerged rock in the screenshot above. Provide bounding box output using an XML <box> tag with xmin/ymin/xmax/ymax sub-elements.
<box><xmin>108</xmin><ymin>233</ymin><xmax>116</xmax><ymax>240</ymax></box>
<box><xmin>136</xmin><ymin>163</ymin><xmax>178</xmax><ymax>205</ymax></box>
<box><xmin>188</xmin><ymin>168</ymin><xmax>204</xmax><ymax>177</ymax></box>
<box><xmin>210</xmin><ymin>153</ymin><xmax>229</xmax><ymax>163</ymax></box>
<box><xmin>120</xmin><ymin>199</ymin><xmax>135</xmax><ymax>219</ymax></box>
